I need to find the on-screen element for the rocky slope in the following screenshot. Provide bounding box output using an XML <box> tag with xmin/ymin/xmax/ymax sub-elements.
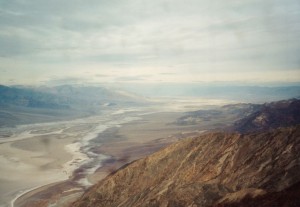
<box><xmin>72</xmin><ymin>125</ymin><xmax>300</xmax><ymax>207</ymax></box>
<box><xmin>174</xmin><ymin>99</ymin><xmax>300</xmax><ymax>133</ymax></box>
<box><xmin>214</xmin><ymin>181</ymin><xmax>300</xmax><ymax>207</ymax></box>
<box><xmin>233</xmin><ymin>99</ymin><xmax>300</xmax><ymax>133</ymax></box>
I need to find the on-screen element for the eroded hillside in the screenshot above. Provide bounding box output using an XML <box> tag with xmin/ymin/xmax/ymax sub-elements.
<box><xmin>233</xmin><ymin>99</ymin><xmax>300</xmax><ymax>133</ymax></box>
<box><xmin>72</xmin><ymin>125</ymin><xmax>300</xmax><ymax>207</ymax></box>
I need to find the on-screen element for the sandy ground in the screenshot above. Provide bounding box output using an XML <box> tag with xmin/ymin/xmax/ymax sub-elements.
<box><xmin>0</xmin><ymin>108</ymin><xmax>146</xmax><ymax>207</ymax></box>
<box><xmin>9</xmin><ymin>111</ymin><xmax>205</xmax><ymax>207</ymax></box>
<box><xmin>0</xmin><ymin>126</ymin><xmax>89</xmax><ymax>207</ymax></box>
<box><xmin>0</xmin><ymin>111</ymin><xmax>120</xmax><ymax>207</ymax></box>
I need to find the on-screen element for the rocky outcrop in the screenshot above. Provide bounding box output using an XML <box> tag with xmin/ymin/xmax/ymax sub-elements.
<box><xmin>233</xmin><ymin>99</ymin><xmax>300</xmax><ymax>133</ymax></box>
<box><xmin>214</xmin><ymin>181</ymin><xmax>300</xmax><ymax>207</ymax></box>
<box><xmin>72</xmin><ymin>125</ymin><xmax>300</xmax><ymax>207</ymax></box>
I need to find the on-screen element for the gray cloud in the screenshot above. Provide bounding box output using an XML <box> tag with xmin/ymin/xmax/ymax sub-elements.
<box><xmin>0</xmin><ymin>0</ymin><xmax>300</xmax><ymax>84</ymax></box>
<box><xmin>115</xmin><ymin>75</ymin><xmax>149</xmax><ymax>82</ymax></box>
<box><xmin>46</xmin><ymin>77</ymin><xmax>91</xmax><ymax>85</ymax></box>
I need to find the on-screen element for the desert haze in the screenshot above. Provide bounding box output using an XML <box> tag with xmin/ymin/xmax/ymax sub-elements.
<box><xmin>0</xmin><ymin>84</ymin><xmax>300</xmax><ymax>207</ymax></box>
<box><xmin>1</xmin><ymin>0</ymin><xmax>300</xmax><ymax>206</ymax></box>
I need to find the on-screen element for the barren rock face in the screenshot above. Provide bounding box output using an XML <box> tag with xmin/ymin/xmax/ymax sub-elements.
<box><xmin>214</xmin><ymin>181</ymin><xmax>300</xmax><ymax>207</ymax></box>
<box><xmin>72</xmin><ymin>125</ymin><xmax>300</xmax><ymax>207</ymax></box>
<box><xmin>233</xmin><ymin>99</ymin><xmax>300</xmax><ymax>133</ymax></box>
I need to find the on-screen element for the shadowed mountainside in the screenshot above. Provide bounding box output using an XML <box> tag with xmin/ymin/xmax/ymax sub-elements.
<box><xmin>175</xmin><ymin>99</ymin><xmax>300</xmax><ymax>134</ymax></box>
<box><xmin>0</xmin><ymin>85</ymin><xmax>70</xmax><ymax>109</ymax></box>
<box><xmin>72</xmin><ymin>125</ymin><xmax>300</xmax><ymax>207</ymax></box>
<box><xmin>213</xmin><ymin>181</ymin><xmax>300</xmax><ymax>207</ymax></box>
<box><xmin>174</xmin><ymin>103</ymin><xmax>261</xmax><ymax>128</ymax></box>
<box><xmin>0</xmin><ymin>85</ymin><xmax>143</xmax><ymax>110</ymax></box>
<box><xmin>0</xmin><ymin>85</ymin><xmax>144</xmax><ymax>127</ymax></box>
<box><xmin>233</xmin><ymin>99</ymin><xmax>300</xmax><ymax>133</ymax></box>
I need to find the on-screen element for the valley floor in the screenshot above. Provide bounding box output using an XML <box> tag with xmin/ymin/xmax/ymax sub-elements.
<box><xmin>0</xmin><ymin>98</ymin><xmax>233</xmax><ymax>207</ymax></box>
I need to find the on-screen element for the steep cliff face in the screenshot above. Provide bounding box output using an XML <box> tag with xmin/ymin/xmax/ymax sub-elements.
<box><xmin>72</xmin><ymin>125</ymin><xmax>300</xmax><ymax>207</ymax></box>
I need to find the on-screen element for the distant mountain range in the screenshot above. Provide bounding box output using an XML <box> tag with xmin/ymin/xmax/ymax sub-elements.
<box><xmin>0</xmin><ymin>85</ymin><xmax>143</xmax><ymax>109</ymax></box>
<box><xmin>0</xmin><ymin>85</ymin><xmax>144</xmax><ymax>127</ymax></box>
<box><xmin>0</xmin><ymin>85</ymin><xmax>70</xmax><ymax>109</ymax></box>
<box><xmin>233</xmin><ymin>99</ymin><xmax>300</xmax><ymax>133</ymax></box>
<box><xmin>72</xmin><ymin>99</ymin><xmax>300</xmax><ymax>207</ymax></box>
<box><xmin>123</xmin><ymin>84</ymin><xmax>300</xmax><ymax>102</ymax></box>
<box><xmin>174</xmin><ymin>103</ymin><xmax>261</xmax><ymax>128</ymax></box>
<box><xmin>175</xmin><ymin>99</ymin><xmax>300</xmax><ymax>133</ymax></box>
<box><xmin>34</xmin><ymin>85</ymin><xmax>144</xmax><ymax>108</ymax></box>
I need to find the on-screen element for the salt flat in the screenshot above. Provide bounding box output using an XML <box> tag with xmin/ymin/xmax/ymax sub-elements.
<box><xmin>0</xmin><ymin>98</ymin><xmax>233</xmax><ymax>207</ymax></box>
<box><xmin>0</xmin><ymin>107</ymin><xmax>143</xmax><ymax>207</ymax></box>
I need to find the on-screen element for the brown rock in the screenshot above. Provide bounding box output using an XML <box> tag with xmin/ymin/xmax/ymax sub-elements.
<box><xmin>72</xmin><ymin>125</ymin><xmax>300</xmax><ymax>207</ymax></box>
<box><xmin>213</xmin><ymin>181</ymin><xmax>300</xmax><ymax>207</ymax></box>
<box><xmin>233</xmin><ymin>99</ymin><xmax>300</xmax><ymax>133</ymax></box>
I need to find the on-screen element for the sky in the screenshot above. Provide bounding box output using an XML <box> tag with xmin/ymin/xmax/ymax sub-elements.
<box><xmin>0</xmin><ymin>0</ymin><xmax>300</xmax><ymax>86</ymax></box>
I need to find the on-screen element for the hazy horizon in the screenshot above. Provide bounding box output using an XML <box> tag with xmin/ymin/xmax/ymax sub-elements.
<box><xmin>1</xmin><ymin>2</ymin><xmax>300</xmax><ymax>205</ymax></box>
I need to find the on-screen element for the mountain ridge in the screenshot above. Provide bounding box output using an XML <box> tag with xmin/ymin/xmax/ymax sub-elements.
<box><xmin>0</xmin><ymin>84</ymin><xmax>144</xmax><ymax>127</ymax></box>
<box><xmin>233</xmin><ymin>99</ymin><xmax>300</xmax><ymax>133</ymax></box>
<box><xmin>72</xmin><ymin>124</ymin><xmax>300</xmax><ymax>207</ymax></box>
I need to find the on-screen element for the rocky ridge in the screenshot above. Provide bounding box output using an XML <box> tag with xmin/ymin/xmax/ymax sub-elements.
<box><xmin>72</xmin><ymin>125</ymin><xmax>300</xmax><ymax>207</ymax></box>
<box><xmin>233</xmin><ymin>99</ymin><xmax>300</xmax><ymax>133</ymax></box>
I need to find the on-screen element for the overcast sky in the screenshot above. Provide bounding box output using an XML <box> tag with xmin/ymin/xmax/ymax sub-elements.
<box><xmin>0</xmin><ymin>0</ymin><xmax>300</xmax><ymax>86</ymax></box>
